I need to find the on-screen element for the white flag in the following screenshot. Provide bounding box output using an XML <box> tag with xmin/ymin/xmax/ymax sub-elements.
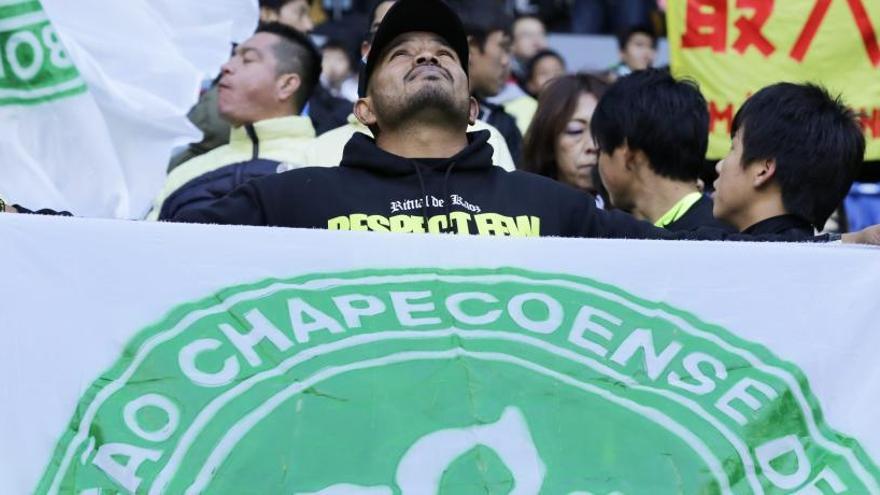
<box><xmin>0</xmin><ymin>0</ymin><xmax>258</xmax><ymax>218</ymax></box>
<box><xmin>2</xmin><ymin>214</ymin><xmax>880</xmax><ymax>493</ymax></box>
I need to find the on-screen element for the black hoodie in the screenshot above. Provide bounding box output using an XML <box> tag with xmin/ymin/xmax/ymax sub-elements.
<box><xmin>174</xmin><ymin>131</ymin><xmax>830</xmax><ymax>242</ymax></box>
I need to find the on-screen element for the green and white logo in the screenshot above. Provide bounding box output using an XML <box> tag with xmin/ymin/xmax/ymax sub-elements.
<box><xmin>38</xmin><ymin>269</ymin><xmax>880</xmax><ymax>494</ymax></box>
<box><xmin>0</xmin><ymin>0</ymin><xmax>85</xmax><ymax>106</ymax></box>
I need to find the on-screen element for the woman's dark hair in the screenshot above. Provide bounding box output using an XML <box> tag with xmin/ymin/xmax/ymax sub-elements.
<box><xmin>522</xmin><ymin>73</ymin><xmax>608</xmax><ymax>180</ymax></box>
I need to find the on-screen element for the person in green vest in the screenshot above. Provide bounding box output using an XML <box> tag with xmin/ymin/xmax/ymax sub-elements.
<box><xmin>591</xmin><ymin>69</ymin><xmax>735</xmax><ymax>232</ymax></box>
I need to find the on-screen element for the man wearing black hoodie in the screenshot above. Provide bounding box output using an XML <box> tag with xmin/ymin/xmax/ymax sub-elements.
<box><xmin>174</xmin><ymin>0</ymin><xmax>878</xmax><ymax>244</ymax></box>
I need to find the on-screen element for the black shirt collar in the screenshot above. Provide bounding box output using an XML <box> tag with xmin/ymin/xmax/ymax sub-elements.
<box><xmin>743</xmin><ymin>215</ymin><xmax>814</xmax><ymax>236</ymax></box>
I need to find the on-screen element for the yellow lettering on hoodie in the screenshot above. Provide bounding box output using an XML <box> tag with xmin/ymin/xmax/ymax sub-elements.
<box><xmin>328</xmin><ymin>216</ymin><xmax>350</xmax><ymax>230</ymax></box>
<box><xmin>329</xmin><ymin>212</ymin><xmax>540</xmax><ymax>236</ymax></box>
<box><xmin>427</xmin><ymin>215</ymin><xmax>449</xmax><ymax>233</ymax></box>
<box><xmin>367</xmin><ymin>215</ymin><xmax>390</xmax><ymax>232</ymax></box>
<box><xmin>349</xmin><ymin>213</ymin><xmax>369</xmax><ymax>231</ymax></box>
<box><xmin>475</xmin><ymin>213</ymin><xmax>508</xmax><ymax>236</ymax></box>
<box><xmin>450</xmin><ymin>211</ymin><xmax>472</xmax><ymax>234</ymax></box>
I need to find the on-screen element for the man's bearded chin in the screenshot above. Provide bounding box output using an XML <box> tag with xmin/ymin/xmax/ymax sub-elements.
<box><xmin>393</xmin><ymin>85</ymin><xmax>470</xmax><ymax>129</ymax></box>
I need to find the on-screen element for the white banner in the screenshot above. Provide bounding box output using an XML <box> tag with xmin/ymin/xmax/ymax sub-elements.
<box><xmin>0</xmin><ymin>0</ymin><xmax>258</xmax><ymax>219</ymax></box>
<box><xmin>2</xmin><ymin>214</ymin><xmax>879</xmax><ymax>494</ymax></box>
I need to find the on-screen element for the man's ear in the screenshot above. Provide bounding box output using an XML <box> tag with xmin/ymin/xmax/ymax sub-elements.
<box><xmin>629</xmin><ymin>148</ymin><xmax>651</xmax><ymax>173</ymax></box>
<box><xmin>467</xmin><ymin>35</ymin><xmax>480</xmax><ymax>57</ymax></box>
<box><xmin>276</xmin><ymin>73</ymin><xmax>302</xmax><ymax>102</ymax></box>
<box><xmin>752</xmin><ymin>159</ymin><xmax>777</xmax><ymax>188</ymax></box>
<box><xmin>467</xmin><ymin>96</ymin><xmax>479</xmax><ymax>126</ymax></box>
<box><xmin>260</xmin><ymin>7</ymin><xmax>278</xmax><ymax>22</ymax></box>
<box><xmin>620</xmin><ymin>142</ymin><xmax>637</xmax><ymax>172</ymax></box>
<box><xmin>354</xmin><ymin>97</ymin><xmax>378</xmax><ymax>128</ymax></box>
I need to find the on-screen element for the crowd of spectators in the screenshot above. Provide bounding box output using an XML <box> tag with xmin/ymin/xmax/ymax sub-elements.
<box><xmin>1</xmin><ymin>0</ymin><xmax>878</xmax><ymax>244</ymax></box>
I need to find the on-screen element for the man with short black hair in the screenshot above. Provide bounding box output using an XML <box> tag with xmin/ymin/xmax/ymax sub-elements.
<box><xmin>149</xmin><ymin>23</ymin><xmax>322</xmax><ymax>220</ymax></box>
<box><xmin>592</xmin><ymin>69</ymin><xmax>733</xmax><ymax>232</ymax></box>
<box><xmin>447</xmin><ymin>0</ymin><xmax>523</xmax><ymax>166</ymax></box>
<box><xmin>713</xmin><ymin>83</ymin><xmax>865</xmax><ymax>236</ymax></box>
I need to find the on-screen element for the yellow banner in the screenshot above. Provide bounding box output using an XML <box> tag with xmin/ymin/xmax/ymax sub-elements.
<box><xmin>668</xmin><ymin>0</ymin><xmax>880</xmax><ymax>160</ymax></box>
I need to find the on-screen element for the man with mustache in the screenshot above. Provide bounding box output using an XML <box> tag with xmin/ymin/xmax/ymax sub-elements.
<box><xmin>300</xmin><ymin>0</ymin><xmax>515</xmax><ymax>171</ymax></box>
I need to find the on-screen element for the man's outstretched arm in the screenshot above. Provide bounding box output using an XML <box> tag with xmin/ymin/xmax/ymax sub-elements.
<box><xmin>172</xmin><ymin>181</ymin><xmax>268</xmax><ymax>226</ymax></box>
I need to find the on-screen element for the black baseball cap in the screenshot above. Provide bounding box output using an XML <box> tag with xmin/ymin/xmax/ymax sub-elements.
<box><xmin>357</xmin><ymin>0</ymin><xmax>469</xmax><ymax>98</ymax></box>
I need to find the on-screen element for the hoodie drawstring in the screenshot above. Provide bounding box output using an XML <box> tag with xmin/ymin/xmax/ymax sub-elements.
<box><xmin>410</xmin><ymin>160</ymin><xmax>431</xmax><ymax>232</ymax></box>
<box><xmin>442</xmin><ymin>161</ymin><xmax>457</xmax><ymax>233</ymax></box>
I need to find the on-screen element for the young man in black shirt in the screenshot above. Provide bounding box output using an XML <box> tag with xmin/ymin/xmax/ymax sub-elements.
<box><xmin>713</xmin><ymin>83</ymin><xmax>864</xmax><ymax>238</ymax></box>
<box><xmin>591</xmin><ymin>69</ymin><xmax>734</xmax><ymax>233</ymax></box>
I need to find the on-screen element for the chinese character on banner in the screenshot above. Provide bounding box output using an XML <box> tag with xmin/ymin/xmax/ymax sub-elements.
<box><xmin>790</xmin><ymin>0</ymin><xmax>880</xmax><ymax>66</ymax></box>
<box><xmin>681</xmin><ymin>0</ymin><xmax>880</xmax><ymax>65</ymax></box>
<box><xmin>682</xmin><ymin>0</ymin><xmax>775</xmax><ymax>57</ymax></box>
<box><xmin>732</xmin><ymin>0</ymin><xmax>774</xmax><ymax>56</ymax></box>
<box><xmin>669</xmin><ymin>0</ymin><xmax>880</xmax><ymax>160</ymax></box>
<box><xmin>681</xmin><ymin>0</ymin><xmax>727</xmax><ymax>52</ymax></box>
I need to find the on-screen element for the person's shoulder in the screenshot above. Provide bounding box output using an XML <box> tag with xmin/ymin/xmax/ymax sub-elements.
<box><xmin>170</xmin><ymin>143</ymin><xmax>235</xmax><ymax>180</ymax></box>
<box><xmin>304</xmin><ymin>118</ymin><xmax>371</xmax><ymax>167</ymax></box>
<box><xmin>469</xmin><ymin>120</ymin><xmax>515</xmax><ymax>171</ymax></box>
<box><xmin>313</xmin><ymin>118</ymin><xmax>362</xmax><ymax>141</ymax></box>
<box><xmin>504</xmin><ymin>170</ymin><xmax>589</xmax><ymax>197</ymax></box>
<box><xmin>504</xmin><ymin>95</ymin><xmax>537</xmax><ymax>113</ymax></box>
<box><xmin>255</xmin><ymin>165</ymin><xmax>349</xmax><ymax>188</ymax></box>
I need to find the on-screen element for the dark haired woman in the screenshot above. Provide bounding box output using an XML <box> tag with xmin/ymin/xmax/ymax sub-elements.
<box><xmin>522</xmin><ymin>73</ymin><xmax>609</xmax><ymax>206</ymax></box>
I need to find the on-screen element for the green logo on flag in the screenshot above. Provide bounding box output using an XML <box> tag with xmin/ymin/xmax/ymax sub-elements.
<box><xmin>0</xmin><ymin>0</ymin><xmax>85</xmax><ymax>106</ymax></box>
<box><xmin>38</xmin><ymin>269</ymin><xmax>880</xmax><ymax>494</ymax></box>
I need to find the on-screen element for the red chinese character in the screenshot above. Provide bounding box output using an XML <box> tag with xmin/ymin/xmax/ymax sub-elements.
<box><xmin>847</xmin><ymin>0</ymin><xmax>880</xmax><ymax>67</ymax></box>
<box><xmin>859</xmin><ymin>108</ymin><xmax>880</xmax><ymax>139</ymax></box>
<box><xmin>709</xmin><ymin>101</ymin><xmax>734</xmax><ymax>135</ymax></box>
<box><xmin>732</xmin><ymin>0</ymin><xmax>775</xmax><ymax>56</ymax></box>
<box><xmin>682</xmin><ymin>0</ymin><xmax>728</xmax><ymax>52</ymax></box>
<box><xmin>791</xmin><ymin>0</ymin><xmax>880</xmax><ymax>67</ymax></box>
<box><xmin>790</xmin><ymin>0</ymin><xmax>832</xmax><ymax>62</ymax></box>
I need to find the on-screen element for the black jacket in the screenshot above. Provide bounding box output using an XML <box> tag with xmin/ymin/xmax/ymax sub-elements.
<box><xmin>174</xmin><ymin>131</ymin><xmax>828</xmax><ymax>243</ymax></box>
<box><xmin>308</xmin><ymin>86</ymin><xmax>353</xmax><ymax>135</ymax></box>
<box><xmin>479</xmin><ymin>100</ymin><xmax>522</xmax><ymax>167</ymax></box>
<box><xmin>666</xmin><ymin>195</ymin><xmax>736</xmax><ymax>233</ymax></box>
<box><xmin>744</xmin><ymin>215</ymin><xmax>815</xmax><ymax>238</ymax></box>
<box><xmin>159</xmin><ymin>159</ymin><xmax>281</xmax><ymax>220</ymax></box>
